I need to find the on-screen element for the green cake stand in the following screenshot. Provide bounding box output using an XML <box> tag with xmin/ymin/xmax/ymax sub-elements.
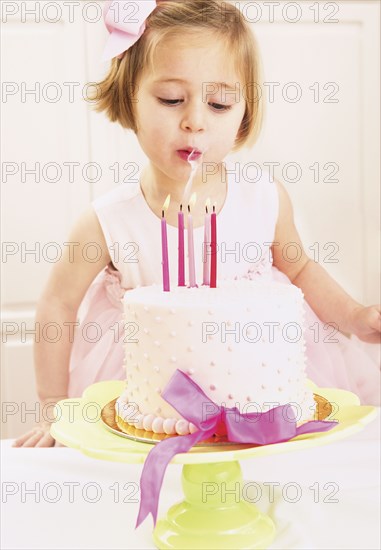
<box><xmin>51</xmin><ymin>381</ymin><xmax>377</xmax><ymax>550</ymax></box>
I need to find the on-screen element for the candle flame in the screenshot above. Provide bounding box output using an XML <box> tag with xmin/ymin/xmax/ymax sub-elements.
<box><xmin>189</xmin><ymin>193</ymin><xmax>197</xmax><ymax>209</ymax></box>
<box><xmin>162</xmin><ymin>194</ymin><xmax>171</xmax><ymax>211</ymax></box>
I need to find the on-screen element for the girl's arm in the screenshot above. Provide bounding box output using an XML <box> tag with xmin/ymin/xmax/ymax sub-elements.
<box><xmin>271</xmin><ymin>180</ymin><xmax>381</xmax><ymax>343</ymax></box>
<box><xmin>13</xmin><ymin>207</ymin><xmax>112</xmax><ymax>447</ymax></box>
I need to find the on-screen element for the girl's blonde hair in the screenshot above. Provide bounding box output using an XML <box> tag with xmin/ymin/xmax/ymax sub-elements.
<box><xmin>89</xmin><ymin>0</ymin><xmax>264</xmax><ymax>151</ymax></box>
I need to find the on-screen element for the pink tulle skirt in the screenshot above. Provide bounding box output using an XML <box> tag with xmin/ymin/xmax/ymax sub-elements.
<box><xmin>68</xmin><ymin>266</ymin><xmax>380</xmax><ymax>405</ymax></box>
<box><xmin>68</xmin><ymin>267</ymin><xmax>126</xmax><ymax>398</ymax></box>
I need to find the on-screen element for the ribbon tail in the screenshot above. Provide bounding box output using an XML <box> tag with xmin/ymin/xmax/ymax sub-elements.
<box><xmin>135</xmin><ymin>428</ymin><xmax>214</xmax><ymax>528</ymax></box>
<box><xmin>295</xmin><ymin>419</ymin><xmax>338</xmax><ymax>437</ymax></box>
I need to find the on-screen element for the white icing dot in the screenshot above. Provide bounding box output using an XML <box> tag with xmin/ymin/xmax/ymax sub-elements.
<box><xmin>153</xmin><ymin>365</ymin><xmax>160</xmax><ymax>373</ymax></box>
<box><xmin>143</xmin><ymin>328</ymin><xmax>150</xmax><ymax>335</ymax></box>
<box><xmin>175</xmin><ymin>419</ymin><xmax>189</xmax><ymax>435</ymax></box>
<box><xmin>278</xmin><ymin>387</ymin><xmax>283</xmax><ymax>392</ymax></box>
<box><xmin>188</xmin><ymin>320</ymin><xmax>195</xmax><ymax>327</ymax></box>
<box><xmin>135</xmin><ymin>415</ymin><xmax>144</xmax><ymax>429</ymax></box>
<box><xmin>209</xmin><ymin>384</ymin><xmax>216</xmax><ymax>391</ymax></box>
<box><xmin>143</xmin><ymin>352</ymin><xmax>149</xmax><ymax>360</ymax></box>
<box><xmin>143</xmin><ymin>414</ymin><xmax>155</xmax><ymax>431</ymax></box>
<box><xmin>207</xmin><ymin>335</ymin><xmax>214</xmax><ymax>341</ymax></box>
<box><xmin>124</xmin><ymin>403</ymin><xmax>138</xmax><ymax>419</ymax></box>
<box><xmin>143</xmin><ymin>306</ymin><xmax>150</xmax><ymax>313</ymax></box>
<box><xmin>170</xmin><ymin>356</ymin><xmax>177</xmax><ymax>363</ymax></box>
<box><xmin>189</xmin><ymin>423</ymin><xmax>198</xmax><ymax>434</ymax></box>
<box><xmin>227</xmin><ymin>321</ymin><xmax>232</xmax><ymax>327</ymax></box>
<box><xmin>227</xmin><ymin>346</ymin><xmax>233</xmax><ymax>352</ymax></box>
<box><xmin>155</xmin><ymin>316</ymin><xmax>162</xmax><ymax>323</ymax></box>
<box><xmin>169</xmin><ymin>308</ymin><xmax>176</xmax><ymax>314</ymax></box>
<box><xmin>170</xmin><ymin>331</ymin><xmax>177</xmax><ymax>337</ymax></box>
<box><xmin>208</xmin><ymin>310</ymin><xmax>214</xmax><ymax>315</ymax></box>
<box><xmin>228</xmin><ymin>393</ymin><xmax>234</xmax><ymax>400</ymax></box>
<box><xmin>261</xmin><ymin>362</ymin><xmax>267</xmax><ymax>367</ymax></box>
<box><xmin>277</xmin><ymin>369</ymin><xmax>281</xmax><ymax>374</ymax></box>
<box><xmin>227</xmin><ymin>369</ymin><xmax>231</xmax><ymax>375</ymax></box>
<box><xmin>187</xmin><ymin>346</ymin><xmax>194</xmax><ymax>352</ymax></box>
<box><xmin>144</xmin><ymin>396</ymin><xmax>149</xmax><ymax>402</ymax></box>
<box><xmin>155</xmin><ymin>407</ymin><xmax>162</xmax><ymax>414</ymax></box>
<box><xmin>155</xmin><ymin>387</ymin><xmax>162</xmax><ymax>394</ymax></box>
<box><xmin>246</xmin><ymin>396</ymin><xmax>251</xmax><ymax>402</ymax></box>
<box><xmin>143</xmin><ymin>377</ymin><xmax>150</xmax><ymax>385</ymax></box>
<box><xmin>210</xmin><ymin>361</ymin><xmax>215</xmax><ymax>367</ymax></box>
<box><xmin>261</xmin><ymin>384</ymin><xmax>266</xmax><ymax>390</ymax></box>
<box><xmin>163</xmin><ymin>418</ymin><xmax>177</xmax><ymax>435</ymax></box>
<box><xmin>152</xmin><ymin>417</ymin><xmax>164</xmax><ymax>433</ymax></box>
<box><xmin>187</xmin><ymin>368</ymin><xmax>195</xmax><ymax>375</ymax></box>
<box><xmin>154</xmin><ymin>340</ymin><xmax>161</xmax><ymax>347</ymax></box>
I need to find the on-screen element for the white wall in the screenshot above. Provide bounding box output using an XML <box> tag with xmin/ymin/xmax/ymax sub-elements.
<box><xmin>1</xmin><ymin>1</ymin><xmax>380</xmax><ymax>438</ymax></box>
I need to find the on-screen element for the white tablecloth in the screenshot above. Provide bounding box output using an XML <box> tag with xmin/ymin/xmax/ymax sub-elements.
<box><xmin>1</xmin><ymin>411</ymin><xmax>380</xmax><ymax>550</ymax></box>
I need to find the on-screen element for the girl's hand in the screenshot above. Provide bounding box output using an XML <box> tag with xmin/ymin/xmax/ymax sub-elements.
<box><xmin>12</xmin><ymin>421</ymin><xmax>56</xmax><ymax>448</ymax></box>
<box><xmin>350</xmin><ymin>305</ymin><xmax>381</xmax><ymax>343</ymax></box>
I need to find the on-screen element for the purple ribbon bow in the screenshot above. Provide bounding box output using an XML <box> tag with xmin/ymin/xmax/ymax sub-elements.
<box><xmin>102</xmin><ymin>0</ymin><xmax>157</xmax><ymax>61</ymax></box>
<box><xmin>135</xmin><ymin>369</ymin><xmax>338</xmax><ymax>528</ymax></box>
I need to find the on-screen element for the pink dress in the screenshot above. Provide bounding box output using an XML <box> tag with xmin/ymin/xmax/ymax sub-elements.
<box><xmin>68</xmin><ymin>162</ymin><xmax>380</xmax><ymax>405</ymax></box>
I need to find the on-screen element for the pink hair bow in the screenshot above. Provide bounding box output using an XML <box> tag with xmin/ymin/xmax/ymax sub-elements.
<box><xmin>102</xmin><ymin>0</ymin><xmax>157</xmax><ymax>61</ymax></box>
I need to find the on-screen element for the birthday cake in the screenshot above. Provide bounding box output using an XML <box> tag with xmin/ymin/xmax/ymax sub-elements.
<box><xmin>115</xmin><ymin>279</ymin><xmax>316</xmax><ymax>435</ymax></box>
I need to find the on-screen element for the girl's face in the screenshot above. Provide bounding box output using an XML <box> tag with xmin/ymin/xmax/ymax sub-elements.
<box><xmin>135</xmin><ymin>34</ymin><xmax>246</xmax><ymax>182</ymax></box>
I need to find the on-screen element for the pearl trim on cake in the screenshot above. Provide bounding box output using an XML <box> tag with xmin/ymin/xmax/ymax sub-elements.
<box><xmin>115</xmin><ymin>392</ymin><xmax>198</xmax><ymax>435</ymax></box>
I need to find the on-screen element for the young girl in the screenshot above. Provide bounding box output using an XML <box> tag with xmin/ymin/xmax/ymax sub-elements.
<box><xmin>14</xmin><ymin>0</ymin><xmax>380</xmax><ymax>447</ymax></box>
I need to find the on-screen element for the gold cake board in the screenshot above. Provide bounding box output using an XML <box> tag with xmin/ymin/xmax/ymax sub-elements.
<box><xmin>102</xmin><ymin>393</ymin><xmax>332</xmax><ymax>445</ymax></box>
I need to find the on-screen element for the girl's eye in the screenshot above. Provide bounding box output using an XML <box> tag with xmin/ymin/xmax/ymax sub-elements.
<box><xmin>157</xmin><ymin>98</ymin><xmax>232</xmax><ymax>112</ymax></box>
<box><xmin>210</xmin><ymin>103</ymin><xmax>232</xmax><ymax>111</ymax></box>
<box><xmin>159</xmin><ymin>99</ymin><xmax>181</xmax><ymax>106</ymax></box>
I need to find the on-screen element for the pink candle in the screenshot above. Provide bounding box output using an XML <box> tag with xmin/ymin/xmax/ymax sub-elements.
<box><xmin>202</xmin><ymin>203</ymin><xmax>211</xmax><ymax>286</ymax></box>
<box><xmin>161</xmin><ymin>195</ymin><xmax>170</xmax><ymax>292</ymax></box>
<box><xmin>210</xmin><ymin>205</ymin><xmax>217</xmax><ymax>288</ymax></box>
<box><xmin>187</xmin><ymin>200</ymin><xmax>197</xmax><ymax>288</ymax></box>
<box><xmin>178</xmin><ymin>205</ymin><xmax>185</xmax><ymax>286</ymax></box>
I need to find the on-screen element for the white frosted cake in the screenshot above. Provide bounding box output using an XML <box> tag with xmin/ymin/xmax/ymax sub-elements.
<box><xmin>116</xmin><ymin>280</ymin><xmax>315</xmax><ymax>435</ymax></box>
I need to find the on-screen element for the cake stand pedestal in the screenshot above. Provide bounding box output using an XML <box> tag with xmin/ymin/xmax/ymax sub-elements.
<box><xmin>51</xmin><ymin>381</ymin><xmax>377</xmax><ymax>550</ymax></box>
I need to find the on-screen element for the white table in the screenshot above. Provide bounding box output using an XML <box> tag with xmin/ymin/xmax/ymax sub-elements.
<box><xmin>1</xmin><ymin>411</ymin><xmax>380</xmax><ymax>550</ymax></box>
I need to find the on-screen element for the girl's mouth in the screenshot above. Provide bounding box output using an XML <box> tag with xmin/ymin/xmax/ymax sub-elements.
<box><xmin>177</xmin><ymin>150</ymin><xmax>202</xmax><ymax>162</ymax></box>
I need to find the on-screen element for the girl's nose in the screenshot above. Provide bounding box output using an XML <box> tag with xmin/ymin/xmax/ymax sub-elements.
<box><xmin>180</xmin><ymin>102</ymin><xmax>205</xmax><ymax>133</ymax></box>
